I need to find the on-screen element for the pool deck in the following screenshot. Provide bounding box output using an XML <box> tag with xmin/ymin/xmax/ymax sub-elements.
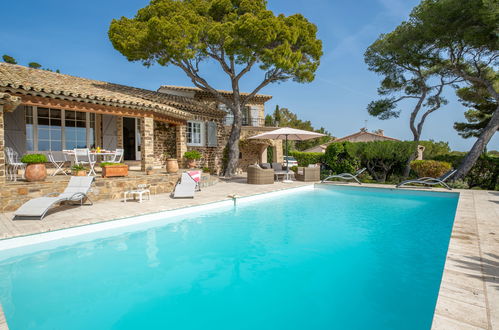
<box><xmin>0</xmin><ymin>180</ymin><xmax>497</xmax><ymax>330</ymax></box>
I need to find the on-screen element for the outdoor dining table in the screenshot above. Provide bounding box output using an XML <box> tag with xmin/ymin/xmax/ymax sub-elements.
<box><xmin>63</xmin><ymin>150</ymin><xmax>117</xmax><ymax>162</ymax></box>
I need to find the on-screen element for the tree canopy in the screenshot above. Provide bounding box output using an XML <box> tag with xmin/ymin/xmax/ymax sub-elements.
<box><xmin>2</xmin><ymin>55</ymin><xmax>17</xmax><ymax>64</ymax></box>
<box><xmin>108</xmin><ymin>0</ymin><xmax>322</xmax><ymax>176</ymax></box>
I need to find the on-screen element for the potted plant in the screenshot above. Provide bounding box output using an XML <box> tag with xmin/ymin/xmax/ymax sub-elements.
<box><xmin>184</xmin><ymin>150</ymin><xmax>202</xmax><ymax>169</ymax></box>
<box><xmin>71</xmin><ymin>164</ymin><xmax>87</xmax><ymax>176</ymax></box>
<box><xmin>164</xmin><ymin>153</ymin><xmax>179</xmax><ymax>173</ymax></box>
<box><xmin>101</xmin><ymin>162</ymin><xmax>129</xmax><ymax>178</ymax></box>
<box><xmin>21</xmin><ymin>154</ymin><xmax>47</xmax><ymax>182</ymax></box>
<box><xmin>146</xmin><ymin>166</ymin><xmax>154</xmax><ymax>175</ymax></box>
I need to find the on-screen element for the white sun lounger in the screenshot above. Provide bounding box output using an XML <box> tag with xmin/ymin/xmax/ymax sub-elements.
<box><xmin>14</xmin><ymin>176</ymin><xmax>94</xmax><ymax>220</ymax></box>
<box><xmin>172</xmin><ymin>173</ymin><xmax>197</xmax><ymax>198</ymax></box>
<box><xmin>322</xmin><ymin>168</ymin><xmax>366</xmax><ymax>184</ymax></box>
<box><xmin>396</xmin><ymin>169</ymin><xmax>457</xmax><ymax>190</ymax></box>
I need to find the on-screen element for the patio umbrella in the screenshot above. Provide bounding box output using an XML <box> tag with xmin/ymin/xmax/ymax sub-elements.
<box><xmin>248</xmin><ymin>127</ymin><xmax>326</xmax><ymax>182</ymax></box>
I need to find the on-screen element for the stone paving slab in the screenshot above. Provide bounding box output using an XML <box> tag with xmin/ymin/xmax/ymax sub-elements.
<box><xmin>0</xmin><ymin>304</ymin><xmax>7</xmax><ymax>330</ymax></box>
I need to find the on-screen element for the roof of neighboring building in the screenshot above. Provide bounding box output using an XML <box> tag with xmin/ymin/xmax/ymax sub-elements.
<box><xmin>302</xmin><ymin>130</ymin><xmax>400</xmax><ymax>153</ymax></box>
<box><xmin>0</xmin><ymin>63</ymin><xmax>224</xmax><ymax>119</ymax></box>
<box><xmin>333</xmin><ymin>130</ymin><xmax>399</xmax><ymax>143</ymax></box>
<box><xmin>159</xmin><ymin>85</ymin><xmax>273</xmax><ymax>102</ymax></box>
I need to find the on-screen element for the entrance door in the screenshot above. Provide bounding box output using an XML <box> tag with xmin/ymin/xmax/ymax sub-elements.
<box><xmin>123</xmin><ymin>117</ymin><xmax>141</xmax><ymax>161</ymax></box>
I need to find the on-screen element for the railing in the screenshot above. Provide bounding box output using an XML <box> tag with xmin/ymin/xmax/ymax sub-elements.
<box><xmin>224</xmin><ymin>116</ymin><xmax>265</xmax><ymax>127</ymax></box>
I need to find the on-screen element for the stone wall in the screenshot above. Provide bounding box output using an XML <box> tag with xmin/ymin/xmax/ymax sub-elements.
<box><xmin>0</xmin><ymin>106</ymin><xmax>4</xmax><ymax>182</ymax></box>
<box><xmin>0</xmin><ymin>172</ymin><xmax>218</xmax><ymax>212</ymax></box>
<box><xmin>153</xmin><ymin>121</ymin><xmax>176</xmax><ymax>167</ymax></box>
<box><xmin>140</xmin><ymin>117</ymin><xmax>155</xmax><ymax>171</ymax></box>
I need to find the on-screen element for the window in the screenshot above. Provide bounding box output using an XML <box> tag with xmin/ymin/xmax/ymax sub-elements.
<box><xmin>37</xmin><ymin>107</ymin><xmax>62</xmax><ymax>151</ymax></box>
<box><xmin>187</xmin><ymin>121</ymin><xmax>204</xmax><ymax>146</ymax></box>
<box><xmin>27</xmin><ymin>107</ymin><xmax>96</xmax><ymax>151</ymax></box>
<box><xmin>65</xmin><ymin>110</ymin><xmax>87</xmax><ymax>150</ymax></box>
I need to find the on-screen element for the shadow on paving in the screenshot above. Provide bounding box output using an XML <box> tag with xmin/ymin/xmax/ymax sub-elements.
<box><xmin>451</xmin><ymin>252</ymin><xmax>499</xmax><ymax>291</ymax></box>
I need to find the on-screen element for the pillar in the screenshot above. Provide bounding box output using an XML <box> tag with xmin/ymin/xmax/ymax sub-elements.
<box><xmin>116</xmin><ymin>116</ymin><xmax>124</xmax><ymax>149</ymax></box>
<box><xmin>0</xmin><ymin>106</ymin><xmax>5</xmax><ymax>183</ymax></box>
<box><xmin>273</xmin><ymin>140</ymin><xmax>284</xmax><ymax>163</ymax></box>
<box><xmin>140</xmin><ymin>117</ymin><xmax>154</xmax><ymax>171</ymax></box>
<box><xmin>175</xmin><ymin>124</ymin><xmax>187</xmax><ymax>164</ymax></box>
<box><xmin>260</xmin><ymin>145</ymin><xmax>268</xmax><ymax>163</ymax></box>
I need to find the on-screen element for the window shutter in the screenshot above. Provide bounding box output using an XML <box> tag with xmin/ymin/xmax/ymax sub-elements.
<box><xmin>207</xmin><ymin>121</ymin><xmax>218</xmax><ymax>147</ymax></box>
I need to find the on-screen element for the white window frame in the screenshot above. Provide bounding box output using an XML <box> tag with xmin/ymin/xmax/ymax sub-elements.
<box><xmin>187</xmin><ymin>121</ymin><xmax>205</xmax><ymax>147</ymax></box>
<box><xmin>27</xmin><ymin>106</ymin><xmax>96</xmax><ymax>151</ymax></box>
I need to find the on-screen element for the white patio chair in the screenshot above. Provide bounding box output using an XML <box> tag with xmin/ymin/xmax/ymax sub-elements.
<box><xmin>74</xmin><ymin>148</ymin><xmax>97</xmax><ymax>176</ymax></box>
<box><xmin>108</xmin><ymin>148</ymin><xmax>124</xmax><ymax>163</ymax></box>
<box><xmin>5</xmin><ymin>147</ymin><xmax>26</xmax><ymax>181</ymax></box>
<box><xmin>48</xmin><ymin>151</ymin><xmax>68</xmax><ymax>176</ymax></box>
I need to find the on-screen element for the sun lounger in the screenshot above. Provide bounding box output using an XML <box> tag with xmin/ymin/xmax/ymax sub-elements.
<box><xmin>396</xmin><ymin>169</ymin><xmax>457</xmax><ymax>190</ymax></box>
<box><xmin>14</xmin><ymin>176</ymin><xmax>94</xmax><ymax>220</ymax></box>
<box><xmin>172</xmin><ymin>173</ymin><xmax>197</xmax><ymax>198</ymax></box>
<box><xmin>321</xmin><ymin>168</ymin><xmax>366</xmax><ymax>184</ymax></box>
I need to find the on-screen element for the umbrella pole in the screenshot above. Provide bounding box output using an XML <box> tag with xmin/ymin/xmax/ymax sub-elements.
<box><xmin>283</xmin><ymin>134</ymin><xmax>292</xmax><ymax>183</ymax></box>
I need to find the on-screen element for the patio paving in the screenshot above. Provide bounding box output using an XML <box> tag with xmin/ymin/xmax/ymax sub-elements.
<box><xmin>0</xmin><ymin>180</ymin><xmax>497</xmax><ymax>329</ymax></box>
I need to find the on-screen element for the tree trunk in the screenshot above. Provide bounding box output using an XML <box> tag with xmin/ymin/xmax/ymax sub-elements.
<box><xmin>403</xmin><ymin>138</ymin><xmax>420</xmax><ymax>178</ymax></box>
<box><xmin>223</xmin><ymin>105</ymin><xmax>243</xmax><ymax>177</ymax></box>
<box><xmin>455</xmin><ymin>104</ymin><xmax>499</xmax><ymax>179</ymax></box>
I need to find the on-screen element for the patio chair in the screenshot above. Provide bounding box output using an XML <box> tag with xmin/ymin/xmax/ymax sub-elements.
<box><xmin>74</xmin><ymin>148</ymin><xmax>96</xmax><ymax>176</ymax></box>
<box><xmin>260</xmin><ymin>163</ymin><xmax>271</xmax><ymax>169</ymax></box>
<box><xmin>187</xmin><ymin>170</ymin><xmax>202</xmax><ymax>191</ymax></box>
<box><xmin>247</xmin><ymin>165</ymin><xmax>274</xmax><ymax>184</ymax></box>
<box><xmin>396</xmin><ymin>169</ymin><xmax>457</xmax><ymax>190</ymax></box>
<box><xmin>322</xmin><ymin>168</ymin><xmax>366</xmax><ymax>184</ymax></box>
<box><xmin>48</xmin><ymin>151</ymin><xmax>68</xmax><ymax>176</ymax></box>
<box><xmin>295</xmin><ymin>166</ymin><xmax>320</xmax><ymax>182</ymax></box>
<box><xmin>13</xmin><ymin>176</ymin><xmax>94</xmax><ymax>220</ymax></box>
<box><xmin>5</xmin><ymin>147</ymin><xmax>26</xmax><ymax>181</ymax></box>
<box><xmin>172</xmin><ymin>172</ymin><xmax>197</xmax><ymax>198</ymax></box>
<box><xmin>108</xmin><ymin>148</ymin><xmax>124</xmax><ymax>163</ymax></box>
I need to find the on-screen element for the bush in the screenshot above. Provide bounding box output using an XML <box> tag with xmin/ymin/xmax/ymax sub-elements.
<box><xmin>100</xmin><ymin>162</ymin><xmax>126</xmax><ymax>167</ymax></box>
<box><xmin>324</xmin><ymin>142</ymin><xmax>359</xmax><ymax>175</ymax></box>
<box><xmin>21</xmin><ymin>154</ymin><xmax>47</xmax><ymax>164</ymax></box>
<box><xmin>289</xmin><ymin>151</ymin><xmax>323</xmax><ymax>167</ymax></box>
<box><xmin>347</xmin><ymin>141</ymin><xmax>416</xmax><ymax>182</ymax></box>
<box><xmin>432</xmin><ymin>154</ymin><xmax>499</xmax><ymax>190</ymax></box>
<box><xmin>410</xmin><ymin>160</ymin><xmax>452</xmax><ymax>178</ymax></box>
<box><xmin>184</xmin><ymin>150</ymin><xmax>202</xmax><ymax>160</ymax></box>
<box><xmin>71</xmin><ymin>164</ymin><xmax>86</xmax><ymax>171</ymax></box>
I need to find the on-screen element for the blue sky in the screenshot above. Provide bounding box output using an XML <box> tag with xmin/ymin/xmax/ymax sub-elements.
<box><xmin>1</xmin><ymin>0</ymin><xmax>497</xmax><ymax>151</ymax></box>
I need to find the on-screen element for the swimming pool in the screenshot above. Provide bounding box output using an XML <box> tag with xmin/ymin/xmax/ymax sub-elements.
<box><xmin>0</xmin><ymin>185</ymin><xmax>458</xmax><ymax>329</ymax></box>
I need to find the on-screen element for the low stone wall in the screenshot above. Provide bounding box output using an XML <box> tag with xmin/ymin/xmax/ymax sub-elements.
<box><xmin>1</xmin><ymin>172</ymin><xmax>218</xmax><ymax>212</ymax></box>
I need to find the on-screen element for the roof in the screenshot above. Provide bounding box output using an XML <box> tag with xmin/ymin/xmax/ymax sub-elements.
<box><xmin>333</xmin><ymin>130</ymin><xmax>399</xmax><ymax>143</ymax></box>
<box><xmin>302</xmin><ymin>130</ymin><xmax>399</xmax><ymax>153</ymax></box>
<box><xmin>159</xmin><ymin>85</ymin><xmax>273</xmax><ymax>102</ymax></box>
<box><xmin>0</xmin><ymin>63</ymin><xmax>224</xmax><ymax>119</ymax></box>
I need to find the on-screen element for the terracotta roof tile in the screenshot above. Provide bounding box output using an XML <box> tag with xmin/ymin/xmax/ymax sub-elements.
<box><xmin>0</xmin><ymin>63</ymin><xmax>224</xmax><ymax>119</ymax></box>
<box><xmin>160</xmin><ymin>85</ymin><xmax>273</xmax><ymax>101</ymax></box>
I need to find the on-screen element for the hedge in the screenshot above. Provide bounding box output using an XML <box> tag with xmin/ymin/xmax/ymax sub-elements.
<box><xmin>431</xmin><ymin>154</ymin><xmax>498</xmax><ymax>190</ymax></box>
<box><xmin>410</xmin><ymin>160</ymin><xmax>452</xmax><ymax>178</ymax></box>
<box><xmin>289</xmin><ymin>151</ymin><xmax>324</xmax><ymax>167</ymax></box>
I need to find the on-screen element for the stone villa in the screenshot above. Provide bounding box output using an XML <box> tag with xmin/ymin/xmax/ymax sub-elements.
<box><xmin>0</xmin><ymin>63</ymin><xmax>283</xmax><ymax>182</ymax></box>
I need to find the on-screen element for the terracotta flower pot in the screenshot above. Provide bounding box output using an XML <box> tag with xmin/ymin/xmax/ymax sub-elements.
<box><xmin>166</xmin><ymin>158</ymin><xmax>179</xmax><ymax>173</ymax></box>
<box><xmin>25</xmin><ymin>163</ymin><xmax>47</xmax><ymax>182</ymax></box>
<box><xmin>74</xmin><ymin>170</ymin><xmax>87</xmax><ymax>177</ymax></box>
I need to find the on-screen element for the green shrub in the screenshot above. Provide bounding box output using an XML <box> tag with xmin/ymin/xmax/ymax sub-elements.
<box><xmin>184</xmin><ymin>150</ymin><xmax>202</xmax><ymax>160</ymax></box>
<box><xmin>346</xmin><ymin>141</ymin><xmax>416</xmax><ymax>182</ymax></box>
<box><xmin>202</xmin><ymin>167</ymin><xmax>211</xmax><ymax>173</ymax></box>
<box><xmin>324</xmin><ymin>142</ymin><xmax>359</xmax><ymax>175</ymax></box>
<box><xmin>289</xmin><ymin>151</ymin><xmax>323</xmax><ymax>166</ymax></box>
<box><xmin>21</xmin><ymin>154</ymin><xmax>47</xmax><ymax>164</ymax></box>
<box><xmin>410</xmin><ymin>160</ymin><xmax>452</xmax><ymax>178</ymax></box>
<box><xmin>290</xmin><ymin>165</ymin><xmax>298</xmax><ymax>173</ymax></box>
<box><xmin>100</xmin><ymin>162</ymin><xmax>126</xmax><ymax>167</ymax></box>
<box><xmin>432</xmin><ymin>154</ymin><xmax>499</xmax><ymax>190</ymax></box>
<box><xmin>71</xmin><ymin>164</ymin><xmax>86</xmax><ymax>171</ymax></box>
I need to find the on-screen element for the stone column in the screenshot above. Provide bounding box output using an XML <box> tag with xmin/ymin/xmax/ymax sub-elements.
<box><xmin>116</xmin><ymin>116</ymin><xmax>124</xmax><ymax>149</ymax></box>
<box><xmin>175</xmin><ymin>124</ymin><xmax>187</xmax><ymax>166</ymax></box>
<box><xmin>260</xmin><ymin>145</ymin><xmax>268</xmax><ymax>163</ymax></box>
<box><xmin>140</xmin><ymin>117</ymin><xmax>154</xmax><ymax>171</ymax></box>
<box><xmin>273</xmin><ymin>140</ymin><xmax>284</xmax><ymax>163</ymax></box>
<box><xmin>0</xmin><ymin>106</ymin><xmax>5</xmax><ymax>183</ymax></box>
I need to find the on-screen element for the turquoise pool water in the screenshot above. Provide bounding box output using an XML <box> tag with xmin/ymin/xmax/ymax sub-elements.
<box><xmin>0</xmin><ymin>186</ymin><xmax>458</xmax><ymax>330</ymax></box>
